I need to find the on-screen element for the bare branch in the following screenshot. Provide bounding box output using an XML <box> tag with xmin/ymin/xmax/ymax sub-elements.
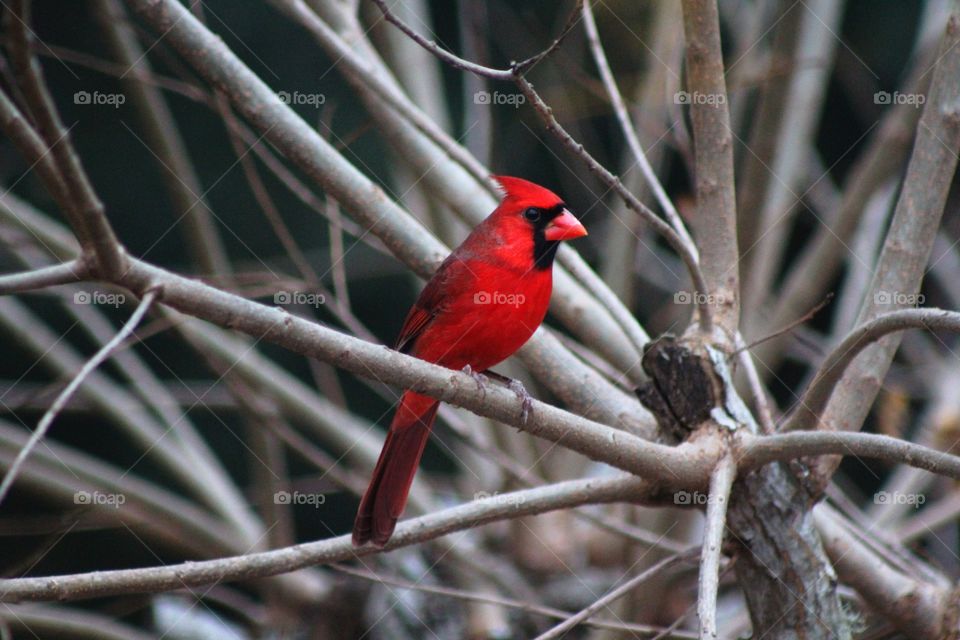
<box><xmin>115</xmin><ymin>256</ymin><xmax>712</xmax><ymax>484</ymax></box>
<box><xmin>697</xmin><ymin>454</ymin><xmax>735</xmax><ymax>639</ymax></box>
<box><xmin>369</xmin><ymin>0</ymin><xmax>513</xmax><ymax>81</ymax></box>
<box><xmin>0</xmin><ymin>259</ymin><xmax>86</xmax><ymax>294</ymax></box>
<box><xmin>0</xmin><ymin>473</ymin><xmax>653</xmax><ymax>602</ymax></box>
<box><xmin>680</xmin><ymin>0</ymin><xmax>740</xmax><ymax>334</ymax></box>
<box><xmin>92</xmin><ymin>0</ymin><xmax>232</xmax><ymax>278</ymax></box>
<box><xmin>332</xmin><ymin>563</ymin><xmax>697</xmax><ymax>638</ymax></box>
<box><xmin>740</xmin><ymin>430</ymin><xmax>960</xmax><ymax>481</ymax></box>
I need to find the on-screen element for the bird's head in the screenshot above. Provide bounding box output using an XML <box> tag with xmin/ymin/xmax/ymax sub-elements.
<box><xmin>491</xmin><ymin>176</ymin><xmax>587</xmax><ymax>269</ymax></box>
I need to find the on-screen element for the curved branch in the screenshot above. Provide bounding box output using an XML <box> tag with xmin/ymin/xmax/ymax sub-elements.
<box><xmin>738</xmin><ymin>429</ymin><xmax>960</xmax><ymax>480</ymax></box>
<box><xmin>370</xmin><ymin>0</ymin><xmax>514</xmax><ymax>81</ymax></box>
<box><xmin>0</xmin><ymin>473</ymin><xmax>653</xmax><ymax>603</ymax></box>
<box><xmin>781</xmin><ymin>309</ymin><xmax>960</xmax><ymax>433</ymax></box>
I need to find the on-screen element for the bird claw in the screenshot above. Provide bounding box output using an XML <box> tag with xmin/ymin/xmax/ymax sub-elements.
<box><xmin>461</xmin><ymin>365</ymin><xmax>488</xmax><ymax>399</ymax></box>
<box><xmin>508</xmin><ymin>379</ymin><xmax>533</xmax><ymax>424</ymax></box>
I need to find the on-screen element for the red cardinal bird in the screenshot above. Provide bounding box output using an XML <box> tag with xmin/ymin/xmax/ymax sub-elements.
<box><xmin>352</xmin><ymin>176</ymin><xmax>588</xmax><ymax>547</ymax></box>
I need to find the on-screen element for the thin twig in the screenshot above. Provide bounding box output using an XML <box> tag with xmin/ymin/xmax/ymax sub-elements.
<box><xmin>697</xmin><ymin>454</ymin><xmax>736</xmax><ymax>639</ymax></box>
<box><xmin>581</xmin><ymin>0</ymin><xmax>695</xmax><ymax>252</ymax></box>
<box><xmin>732</xmin><ymin>293</ymin><xmax>833</xmax><ymax>357</ymax></box>
<box><xmin>533</xmin><ymin>550</ymin><xmax>698</xmax><ymax>640</ymax></box>
<box><xmin>0</xmin><ymin>289</ymin><xmax>156</xmax><ymax>504</ymax></box>
<box><xmin>331</xmin><ymin>563</ymin><xmax>697</xmax><ymax>638</ymax></box>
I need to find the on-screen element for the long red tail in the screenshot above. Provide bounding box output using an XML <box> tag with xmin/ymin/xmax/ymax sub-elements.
<box><xmin>352</xmin><ymin>391</ymin><xmax>440</xmax><ymax>546</ymax></box>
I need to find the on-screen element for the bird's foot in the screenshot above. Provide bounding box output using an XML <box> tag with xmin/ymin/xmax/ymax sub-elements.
<box><xmin>507</xmin><ymin>378</ymin><xmax>534</xmax><ymax>424</ymax></box>
<box><xmin>461</xmin><ymin>365</ymin><xmax>488</xmax><ymax>399</ymax></box>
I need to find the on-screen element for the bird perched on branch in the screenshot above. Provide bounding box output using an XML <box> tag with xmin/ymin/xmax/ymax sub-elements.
<box><xmin>352</xmin><ymin>176</ymin><xmax>588</xmax><ymax>547</ymax></box>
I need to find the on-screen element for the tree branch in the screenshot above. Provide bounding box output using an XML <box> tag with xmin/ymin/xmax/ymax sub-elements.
<box><xmin>115</xmin><ymin>256</ymin><xmax>711</xmax><ymax>484</ymax></box>
<box><xmin>0</xmin><ymin>259</ymin><xmax>86</xmax><ymax>294</ymax></box>
<box><xmin>0</xmin><ymin>473</ymin><xmax>653</xmax><ymax>602</ymax></box>
<box><xmin>697</xmin><ymin>454</ymin><xmax>735</xmax><ymax>639</ymax></box>
<box><xmin>679</xmin><ymin>0</ymin><xmax>740</xmax><ymax>334</ymax></box>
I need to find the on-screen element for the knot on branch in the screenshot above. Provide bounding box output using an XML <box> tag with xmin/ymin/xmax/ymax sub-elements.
<box><xmin>634</xmin><ymin>335</ymin><xmax>722</xmax><ymax>442</ymax></box>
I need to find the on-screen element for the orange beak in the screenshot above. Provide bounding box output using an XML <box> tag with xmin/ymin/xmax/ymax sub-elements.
<box><xmin>544</xmin><ymin>209</ymin><xmax>588</xmax><ymax>241</ymax></box>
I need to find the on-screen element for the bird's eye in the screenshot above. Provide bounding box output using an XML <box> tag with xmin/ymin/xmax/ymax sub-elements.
<box><xmin>523</xmin><ymin>207</ymin><xmax>541</xmax><ymax>222</ymax></box>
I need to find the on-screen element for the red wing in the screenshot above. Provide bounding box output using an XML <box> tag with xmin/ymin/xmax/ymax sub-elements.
<box><xmin>394</xmin><ymin>255</ymin><xmax>470</xmax><ymax>354</ymax></box>
<box><xmin>395</xmin><ymin>304</ymin><xmax>436</xmax><ymax>354</ymax></box>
